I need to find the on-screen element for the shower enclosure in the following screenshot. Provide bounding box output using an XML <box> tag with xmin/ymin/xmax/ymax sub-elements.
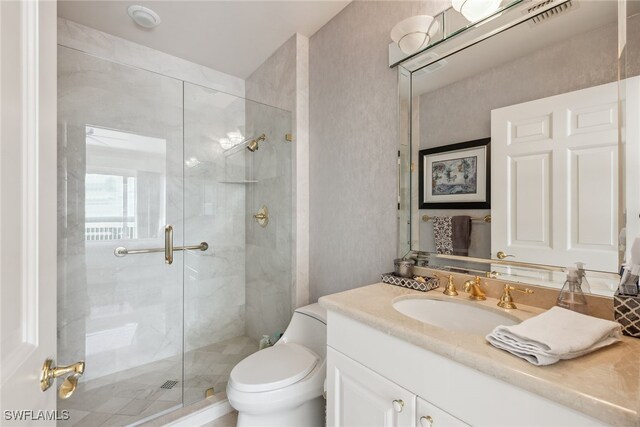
<box><xmin>57</xmin><ymin>46</ymin><xmax>293</xmax><ymax>425</ymax></box>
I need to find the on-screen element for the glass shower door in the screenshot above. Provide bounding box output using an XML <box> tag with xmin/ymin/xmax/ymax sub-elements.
<box><xmin>57</xmin><ymin>46</ymin><xmax>187</xmax><ymax>425</ymax></box>
<box><xmin>181</xmin><ymin>83</ymin><xmax>293</xmax><ymax>405</ymax></box>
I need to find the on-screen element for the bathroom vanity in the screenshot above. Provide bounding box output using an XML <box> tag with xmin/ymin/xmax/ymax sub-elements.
<box><xmin>319</xmin><ymin>283</ymin><xmax>640</xmax><ymax>427</ymax></box>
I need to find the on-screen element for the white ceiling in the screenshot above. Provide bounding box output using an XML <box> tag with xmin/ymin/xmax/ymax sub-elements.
<box><xmin>58</xmin><ymin>0</ymin><xmax>350</xmax><ymax>78</ymax></box>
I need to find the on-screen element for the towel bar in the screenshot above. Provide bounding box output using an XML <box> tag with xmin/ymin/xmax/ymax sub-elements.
<box><xmin>422</xmin><ymin>214</ymin><xmax>491</xmax><ymax>223</ymax></box>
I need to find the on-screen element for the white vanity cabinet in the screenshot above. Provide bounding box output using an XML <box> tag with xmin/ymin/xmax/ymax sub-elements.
<box><xmin>325</xmin><ymin>311</ymin><xmax>607</xmax><ymax>427</ymax></box>
<box><xmin>328</xmin><ymin>347</ymin><xmax>469</xmax><ymax>427</ymax></box>
<box><xmin>416</xmin><ymin>397</ymin><xmax>469</xmax><ymax>427</ymax></box>
<box><xmin>328</xmin><ymin>347</ymin><xmax>416</xmax><ymax>427</ymax></box>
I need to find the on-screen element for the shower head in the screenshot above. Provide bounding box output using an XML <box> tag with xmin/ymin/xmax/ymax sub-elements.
<box><xmin>246</xmin><ymin>134</ymin><xmax>266</xmax><ymax>152</ymax></box>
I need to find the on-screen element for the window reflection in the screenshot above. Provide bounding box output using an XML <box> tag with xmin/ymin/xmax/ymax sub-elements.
<box><xmin>85</xmin><ymin>126</ymin><xmax>166</xmax><ymax>241</ymax></box>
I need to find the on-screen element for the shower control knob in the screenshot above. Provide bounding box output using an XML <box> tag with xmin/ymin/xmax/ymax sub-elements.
<box><xmin>392</xmin><ymin>399</ymin><xmax>404</xmax><ymax>412</ymax></box>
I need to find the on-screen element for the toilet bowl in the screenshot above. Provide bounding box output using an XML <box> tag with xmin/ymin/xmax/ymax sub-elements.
<box><xmin>227</xmin><ymin>303</ymin><xmax>327</xmax><ymax>427</ymax></box>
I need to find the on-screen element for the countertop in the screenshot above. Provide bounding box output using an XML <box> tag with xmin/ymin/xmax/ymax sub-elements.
<box><xmin>319</xmin><ymin>283</ymin><xmax>640</xmax><ymax>426</ymax></box>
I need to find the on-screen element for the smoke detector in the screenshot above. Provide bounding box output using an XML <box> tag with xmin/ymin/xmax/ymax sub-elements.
<box><xmin>127</xmin><ymin>5</ymin><xmax>161</xmax><ymax>29</ymax></box>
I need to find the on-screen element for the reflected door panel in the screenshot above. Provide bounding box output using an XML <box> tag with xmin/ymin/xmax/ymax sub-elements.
<box><xmin>491</xmin><ymin>80</ymin><xmax>619</xmax><ymax>271</ymax></box>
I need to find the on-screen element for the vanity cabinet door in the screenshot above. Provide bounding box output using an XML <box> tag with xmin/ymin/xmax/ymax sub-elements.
<box><xmin>416</xmin><ymin>397</ymin><xmax>469</xmax><ymax>427</ymax></box>
<box><xmin>327</xmin><ymin>347</ymin><xmax>416</xmax><ymax>427</ymax></box>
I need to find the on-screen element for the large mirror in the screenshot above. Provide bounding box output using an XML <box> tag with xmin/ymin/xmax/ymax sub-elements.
<box><xmin>398</xmin><ymin>0</ymin><xmax>640</xmax><ymax>296</ymax></box>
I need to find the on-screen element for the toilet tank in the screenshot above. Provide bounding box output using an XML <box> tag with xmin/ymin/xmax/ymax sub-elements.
<box><xmin>279</xmin><ymin>303</ymin><xmax>327</xmax><ymax>360</ymax></box>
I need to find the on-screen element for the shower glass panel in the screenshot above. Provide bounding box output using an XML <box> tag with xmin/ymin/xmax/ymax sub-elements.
<box><xmin>57</xmin><ymin>46</ymin><xmax>294</xmax><ymax>424</ymax></box>
<box><xmin>58</xmin><ymin>46</ymin><xmax>185</xmax><ymax>424</ymax></box>
<box><xmin>182</xmin><ymin>83</ymin><xmax>293</xmax><ymax>405</ymax></box>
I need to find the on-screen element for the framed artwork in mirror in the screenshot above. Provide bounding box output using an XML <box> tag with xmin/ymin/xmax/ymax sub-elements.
<box><xmin>418</xmin><ymin>138</ymin><xmax>490</xmax><ymax>209</ymax></box>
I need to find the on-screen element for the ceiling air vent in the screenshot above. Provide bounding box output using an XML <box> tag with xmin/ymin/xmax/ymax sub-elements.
<box><xmin>526</xmin><ymin>0</ymin><xmax>575</xmax><ymax>25</ymax></box>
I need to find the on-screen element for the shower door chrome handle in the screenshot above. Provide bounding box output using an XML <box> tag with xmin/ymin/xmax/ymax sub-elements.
<box><xmin>165</xmin><ymin>224</ymin><xmax>174</xmax><ymax>265</ymax></box>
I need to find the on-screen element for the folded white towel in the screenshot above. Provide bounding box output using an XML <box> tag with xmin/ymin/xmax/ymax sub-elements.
<box><xmin>486</xmin><ymin>307</ymin><xmax>622</xmax><ymax>366</ymax></box>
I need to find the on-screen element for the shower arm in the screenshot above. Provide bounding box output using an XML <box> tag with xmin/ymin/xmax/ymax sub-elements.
<box><xmin>223</xmin><ymin>134</ymin><xmax>266</xmax><ymax>156</ymax></box>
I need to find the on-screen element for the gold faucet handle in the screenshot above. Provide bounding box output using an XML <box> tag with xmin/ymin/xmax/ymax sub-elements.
<box><xmin>497</xmin><ymin>285</ymin><xmax>534</xmax><ymax>309</ymax></box>
<box><xmin>442</xmin><ymin>275</ymin><xmax>458</xmax><ymax>296</ymax></box>
<box><xmin>509</xmin><ymin>285</ymin><xmax>534</xmax><ymax>295</ymax></box>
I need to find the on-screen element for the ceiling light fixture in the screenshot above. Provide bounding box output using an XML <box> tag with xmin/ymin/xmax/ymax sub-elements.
<box><xmin>390</xmin><ymin>15</ymin><xmax>440</xmax><ymax>55</ymax></box>
<box><xmin>127</xmin><ymin>5</ymin><xmax>161</xmax><ymax>29</ymax></box>
<box><xmin>451</xmin><ymin>0</ymin><xmax>502</xmax><ymax>23</ymax></box>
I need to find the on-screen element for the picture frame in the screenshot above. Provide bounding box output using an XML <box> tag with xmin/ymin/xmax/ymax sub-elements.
<box><xmin>418</xmin><ymin>138</ymin><xmax>490</xmax><ymax>209</ymax></box>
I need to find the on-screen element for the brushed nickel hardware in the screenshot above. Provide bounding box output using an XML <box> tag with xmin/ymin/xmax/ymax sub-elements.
<box><xmin>254</xmin><ymin>205</ymin><xmax>269</xmax><ymax>228</ymax></box>
<box><xmin>392</xmin><ymin>399</ymin><xmax>404</xmax><ymax>412</ymax></box>
<box><xmin>114</xmin><ymin>242</ymin><xmax>208</xmax><ymax>258</ymax></box>
<box><xmin>165</xmin><ymin>224</ymin><xmax>173</xmax><ymax>264</ymax></box>
<box><xmin>420</xmin><ymin>416</ymin><xmax>434</xmax><ymax>427</ymax></box>
<box><xmin>443</xmin><ymin>275</ymin><xmax>458</xmax><ymax>296</ymax></box>
<box><xmin>247</xmin><ymin>134</ymin><xmax>266</xmax><ymax>152</ymax></box>
<box><xmin>285</xmin><ymin>133</ymin><xmax>293</xmax><ymax>142</ymax></box>
<box><xmin>496</xmin><ymin>251</ymin><xmax>515</xmax><ymax>260</ymax></box>
<box><xmin>497</xmin><ymin>284</ymin><xmax>534</xmax><ymax>309</ymax></box>
<box><xmin>422</xmin><ymin>214</ymin><xmax>491</xmax><ymax>223</ymax></box>
<box><xmin>41</xmin><ymin>358</ymin><xmax>85</xmax><ymax>399</ymax></box>
<box><xmin>463</xmin><ymin>276</ymin><xmax>486</xmax><ymax>301</ymax></box>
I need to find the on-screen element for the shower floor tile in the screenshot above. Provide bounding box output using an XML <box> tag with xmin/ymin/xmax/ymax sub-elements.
<box><xmin>59</xmin><ymin>335</ymin><xmax>257</xmax><ymax>427</ymax></box>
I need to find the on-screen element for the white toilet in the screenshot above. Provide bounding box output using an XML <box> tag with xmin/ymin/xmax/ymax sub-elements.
<box><xmin>226</xmin><ymin>303</ymin><xmax>327</xmax><ymax>427</ymax></box>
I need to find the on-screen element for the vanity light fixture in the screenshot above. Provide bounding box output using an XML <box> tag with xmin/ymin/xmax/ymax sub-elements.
<box><xmin>390</xmin><ymin>15</ymin><xmax>440</xmax><ymax>55</ymax></box>
<box><xmin>127</xmin><ymin>5</ymin><xmax>162</xmax><ymax>29</ymax></box>
<box><xmin>451</xmin><ymin>0</ymin><xmax>502</xmax><ymax>23</ymax></box>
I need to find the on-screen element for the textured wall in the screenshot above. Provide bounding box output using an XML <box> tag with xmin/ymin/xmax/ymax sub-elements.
<box><xmin>417</xmin><ymin>20</ymin><xmax>619</xmax><ymax>257</ymax></box>
<box><xmin>309</xmin><ymin>1</ymin><xmax>448</xmax><ymax>301</ymax></box>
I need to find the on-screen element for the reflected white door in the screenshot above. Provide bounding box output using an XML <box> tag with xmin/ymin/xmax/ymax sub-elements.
<box><xmin>491</xmin><ymin>80</ymin><xmax>619</xmax><ymax>271</ymax></box>
<box><xmin>624</xmin><ymin>76</ymin><xmax>640</xmax><ymax>263</ymax></box>
<box><xmin>0</xmin><ymin>0</ymin><xmax>58</xmax><ymax>423</ymax></box>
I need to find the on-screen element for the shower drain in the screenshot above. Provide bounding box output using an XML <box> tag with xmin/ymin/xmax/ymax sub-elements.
<box><xmin>160</xmin><ymin>380</ymin><xmax>179</xmax><ymax>389</ymax></box>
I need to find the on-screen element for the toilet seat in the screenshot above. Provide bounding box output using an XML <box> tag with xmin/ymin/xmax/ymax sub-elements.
<box><xmin>230</xmin><ymin>343</ymin><xmax>319</xmax><ymax>393</ymax></box>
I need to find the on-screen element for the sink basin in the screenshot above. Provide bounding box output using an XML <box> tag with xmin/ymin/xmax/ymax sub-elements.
<box><xmin>393</xmin><ymin>298</ymin><xmax>520</xmax><ymax>335</ymax></box>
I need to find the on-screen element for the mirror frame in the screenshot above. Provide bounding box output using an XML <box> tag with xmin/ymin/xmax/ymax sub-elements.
<box><xmin>395</xmin><ymin>0</ymin><xmax>627</xmax><ymax>285</ymax></box>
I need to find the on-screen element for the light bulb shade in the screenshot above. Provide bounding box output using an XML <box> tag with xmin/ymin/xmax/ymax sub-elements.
<box><xmin>451</xmin><ymin>0</ymin><xmax>502</xmax><ymax>23</ymax></box>
<box><xmin>391</xmin><ymin>15</ymin><xmax>440</xmax><ymax>55</ymax></box>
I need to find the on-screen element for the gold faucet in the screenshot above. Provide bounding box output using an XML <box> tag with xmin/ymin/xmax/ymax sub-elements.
<box><xmin>463</xmin><ymin>276</ymin><xmax>486</xmax><ymax>301</ymax></box>
<box><xmin>442</xmin><ymin>275</ymin><xmax>458</xmax><ymax>296</ymax></box>
<box><xmin>497</xmin><ymin>284</ymin><xmax>534</xmax><ymax>309</ymax></box>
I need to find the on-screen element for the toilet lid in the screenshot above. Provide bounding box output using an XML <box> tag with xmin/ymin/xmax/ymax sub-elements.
<box><xmin>229</xmin><ymin>343</ymin><xmax>319</xmax><ymax>393</ymax></box>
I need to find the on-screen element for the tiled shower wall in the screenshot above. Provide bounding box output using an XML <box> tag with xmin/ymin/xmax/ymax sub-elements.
<box><xmin>57</xmin><ymin>45</ymin><xmax>186</xmax><ymax>381</ymax></box>
<box><xmin>57</xmin><ymin>19</ymin><xmax>248</xmax><ymax>380</ymax></box>
<box><xmin>244</xmin><ymin>34</ymin><xmax>309</xmax><ymax>340</ymax></box>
